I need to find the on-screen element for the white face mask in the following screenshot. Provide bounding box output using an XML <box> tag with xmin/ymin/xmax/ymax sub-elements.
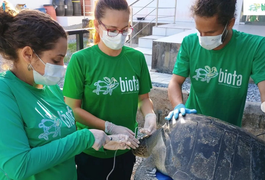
<box><xmin>100</xmin><ymin>29</ymin><xmax>127</xmax><ymax>50</ymax></box>
<box><xmin>31</xmin><ymin>52</ymin><xmax>66</xmax><ymax>86</ymax></box>
<box><xmin>197</xmin><ymin>24</ymin><xmax>228</xmax><ymax>50</ymax></box>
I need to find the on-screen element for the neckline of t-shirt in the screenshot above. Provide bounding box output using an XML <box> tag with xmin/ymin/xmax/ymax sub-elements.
<box><xmin>6</xmin><ymin>70</ymin><xmax>46</xmax><ymax>92</ymax></box>
<box><xmin>94</xmin><ymin>45</ymin><xmax>125</xmax><ymax>59</ymax></box>
<box><xmin>207</xmin><ymin>29</ymin><xmax>236</xmax><ymax>54</ymax></box>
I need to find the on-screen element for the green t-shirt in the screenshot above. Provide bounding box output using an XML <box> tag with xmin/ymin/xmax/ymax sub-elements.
<box><xmin>63</xmin><ymin>45</ymin><xmax>152</xmax><ymax>158</ymax></box>
<box><xmin>0</xmin><ymin>71</ymin><xmax>95</xmax><ymax>180</ymax></box>
<box><xmin>173</xmin><ymin>29</ymin><xmax>265</xmax><ymax>127</ymax></box>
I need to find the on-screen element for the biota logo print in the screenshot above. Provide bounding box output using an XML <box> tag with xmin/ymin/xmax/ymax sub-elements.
<box><xmin>193</xmin><ymin>66</ymin><xmax>218</xmax><ymax>83</ymax></box>
<box><xmin>193</xmin><ymin>66</ymin><xmax>243</xmax><ymax>88</ymax></box>
<box><xmin>120</xmin><ymin>76</ymin><xmax>139</xmax><ymax>93</ymax></box>
<box><xmin>218</xmin><ymin>68</ymin><xmax>242</xmax><ymax>87</ymax></box>
<box><xmin>93</xmin><ymin>76</ymin><xmax>139</xmax><ymax>95</ymax></box>
<box><xmin>38</xmin><ymin>106</ymin><xmax>75</xmax><ymax>140</ymax></box>
<box><xmin>93</xmin><ymin>77</ymin><xmax>119</xmax><ymax>95</ymax></box>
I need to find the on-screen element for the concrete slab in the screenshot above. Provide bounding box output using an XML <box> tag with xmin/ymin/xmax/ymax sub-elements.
<box><xmin>153</xmin><ymin>22</ymin><xmax>265</xmax><ymax>44</ymax></box>
<box><xmin>144</xmin><ymin>54</ymin><xmax>152</xmax><ymax>66</ymax></box>
<box><xmin>134</xmin><ymin>47</ymin><xmax>152</xmax><ymax>55</ymax></box>
<box><xmin>138</xmin><ymin>35</ymin><xmax>165</xmax><ymax>48</ymax></box>
<box><xmin>139</xmin><ymin>35</ymin><xmax>165</xmax><ymax>40</ymax></box>
<box><xmin>57</xmin><ymin>16</ymin><xmax>93</xmax><ymax>27</ymax></box>
<box><xmin>157</xmin><ymin>21</ymin><xmax>195</xmax><ymax>29</ymax></box>
<box><xmin>233</xmin><ymin>24</ymin><xmax>265</xmax><ymax>37</ymax></box>
<box><xmin>154</xmin><ymin>29</ymin><xmax>196</xmax><ymax>43</ymax></box>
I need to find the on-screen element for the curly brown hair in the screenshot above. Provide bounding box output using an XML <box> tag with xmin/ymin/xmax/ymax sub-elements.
<box><xmin>0</xmin><ymin>9</ymin><xmax>67</xmax><ymax>61</ymax></box>
<box><xmin>191</xmin><ymin>0</ymin><xmax>236</xmax><ymax>26</ymax></box>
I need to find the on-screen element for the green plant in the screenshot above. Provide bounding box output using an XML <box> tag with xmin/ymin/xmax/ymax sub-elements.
<box><xmin>261</xmin><ymin>3</ymin><xmax>265</xmax><ymax>11</ymax></box>
<box><xmin>249</xmin><ymin>3</ymin><xmax>261</xmax><ymax>12</ymax></box>
<box><xmin>249</xmin><ymin>15</ymin><xmax>257</xmax><ymax>22</ymax></box>
<box><xmin>64</xmin><ymin>39</ymin><xmax>92</xmax><ymax>64</ymax></box>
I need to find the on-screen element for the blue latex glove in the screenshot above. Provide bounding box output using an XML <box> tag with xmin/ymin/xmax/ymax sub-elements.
<box><xmin>165</xmin><ymin>104</ymin><xmax>197</xmax><ymax>121</ymax></box>
<box><xmin>2</xmin><ymin>2</ymin><xmax>6</xmax><ymax>11</ymax></box>
<box><xmin>156</xmin><ymin>171</ymin><xmax>173</xmax><ymax>180</ymax></box>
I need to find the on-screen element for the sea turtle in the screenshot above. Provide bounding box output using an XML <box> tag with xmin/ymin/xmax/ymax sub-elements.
<box><xmin>132</xmin><ymin>114</ymin><xmax>265</xmax><ymax>180</ymax></box>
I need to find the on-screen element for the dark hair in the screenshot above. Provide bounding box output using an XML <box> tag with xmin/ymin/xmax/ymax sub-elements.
<box><xmin>191</xmin><ymin>0</ymin><xmax>236</xmax><ymax>26</ymax></box>
<box><xmin>0</xmin><ymin>9</ymin><xmax>67</xmax><ymax>61</ymax></box>
<box><xmin>94</xmin><ymin>0</ymin><xmax>130</xmax><ymax>44</ymax></box>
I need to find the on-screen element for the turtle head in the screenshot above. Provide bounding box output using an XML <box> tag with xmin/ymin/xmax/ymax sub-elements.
<box><xmin>132</xmin><ymin>129</ymin><xmax>162</xmax><ymax>157</ymax></box>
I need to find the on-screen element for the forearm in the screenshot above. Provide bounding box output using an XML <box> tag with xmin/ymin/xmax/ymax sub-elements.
<box><xmin>139</xmin><ymin>97</ymin><xmax>154</xmax><ymax>116</ymax></box>
<box><xmin>2</xmin><ymin>129</ymin><xmax>94</xmax><ymax>179</ymax></box>
<box><xmin>258</xmin><ymin>80</ymin><xmax>265</xmax><ymax>103</ymax></box>
<box><xmin>168</xmin><ymin>78</ymin><xmax>184</xmax><ymax>107</ymax></box>
<box><xmin>73</xmin><ymin>107</ymin><xmax>106</xmax><ymax>130</ymax></box>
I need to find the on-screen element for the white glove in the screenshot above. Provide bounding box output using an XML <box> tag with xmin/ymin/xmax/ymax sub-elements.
<box><xmin>261</xmin><ymin>102</ymin><xmax>265</xmax><ymax>113</ymax></box>
<box><xmin>103</xmin><ymin>134</ymin><xmax>132</xmax><ymax>150</ymax></box>
<box><xmin>105</xmin><ymin>121</ymin><xmax>139</xmax><ymax>149</ymax></box>
<box><xmin>89</xmin><ymin>129</ymin><xmax>110</xmax><ymax>151</ymax></box>
<box><xmin>140</xmin><ymin>113</ymin><xmax>157</xmax><ymax>136</ymax></box>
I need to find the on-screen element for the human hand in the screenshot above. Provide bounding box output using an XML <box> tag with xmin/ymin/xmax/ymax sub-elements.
<box><xmin>103</xmin><ymin>134</ymin><xmax>133</xmax><ymax>150</ymax></box>
<box><xmin>165</xmin><ymin>103</ymin><xmax>197</xmax><ymax>121</ymax></box>
<box><xmin>140</xmin><ymin>113</ymin><xmax>157</xmax><ymax>136</ymax></box>
<box><xmin>89</xmin><ymin>129</ymin><xmax>110</xmax><ymax>151</ymax></box>
<box><xmin>105</xmin><ymin>121</ymin><xmax>139</xmax><ymax>149</ymax></box>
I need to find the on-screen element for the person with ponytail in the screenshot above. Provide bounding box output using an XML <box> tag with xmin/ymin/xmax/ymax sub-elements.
<box><xmin>0</xmin><ymin>9</ymin><xmax>132</xmax><ymax>180</ymax></box>
<box><xmin>63</xmin><ymin>0</ymin><xmax>157</xmax><ymax>179</ymax></box>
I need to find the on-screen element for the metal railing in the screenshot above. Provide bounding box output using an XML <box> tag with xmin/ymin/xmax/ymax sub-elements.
<box><xmin>129</xmin><ymin>0</ymin><xmax>140</xmax><ymax>6</ymax></box>
<box><xmin>67</xmin><ymin>0</ymin><xmax>178</xmax><ymax>49</ymax></box>
<box><xmin>128</xmin><ymin>0</ymin><xmax>178</xmax><ymax>46</ymax></box>
<box><xmin>82</xmin><ymin>0</ymin><xmax>94</xmax><ymax>17</ymax></box>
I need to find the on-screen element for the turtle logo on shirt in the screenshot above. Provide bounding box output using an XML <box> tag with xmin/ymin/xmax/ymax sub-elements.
<box><xmin>193</xmin><ymin>66</ymin><xmax>218</xmax><ymax>83</ymax></box>
<box><xmin>38</xmin><ymin>117</ymin><xmax>62</xmax><ymax>140</ymax></box>
<box><xmin>38</xmin><ymin>106</ymin><xmax>75</xmax><ymax>140</ymax></box>
<box><xmin>93</xmin><ymin>77</ymin><xmax>119</xmax><ymax>95</ymax></box>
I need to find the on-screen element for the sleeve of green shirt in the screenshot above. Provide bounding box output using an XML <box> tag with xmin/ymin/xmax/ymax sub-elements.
<box><xmin>63</xmin><ymin>53</ymin><xmax>84</xmax><ymax>99</ymax></box>
<box><xmin>251</xmin><ymin>37</ymin><xmax>265</xmax><ymax>84</ymax></box>
<box><xmin>139</xmin><ymin>52</ymin><xmax>152</xmax><ymax>95</ymax></box>
<box><xmin>0</xmin><ymin>83</ymin><xmax>95</xmax><ymax>179</ymax></box>
<box><xmin>173</xmin><ymin>36</ymin><xmax>190</xmax><ymax>77</ymax></box>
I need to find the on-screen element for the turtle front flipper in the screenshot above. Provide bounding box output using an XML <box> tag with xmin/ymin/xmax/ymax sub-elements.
<box><xmin>133</xmin><ymin>129</ymin><xmax>163</xmax><ymax>157</ymax></box>
<box><xmin>134</xmin><ymin>156</ymin><xmax>158</xmax><ymax>180</ymax></box>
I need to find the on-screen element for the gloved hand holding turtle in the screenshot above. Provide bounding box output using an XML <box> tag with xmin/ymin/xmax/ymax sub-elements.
<box><xmin>140</xmin><ymin>113</ymin><xmax>157</xmax><ymax>136</ymax></box>
<box><xmin>105</xmin><ymin>121</ymin><xmax>139</xmax><ymax>149</ymax></box>
<box><xmin>89</xmin><ymin>129</ymin><xmax>110</xmax><ymax>151</ymax></box>
<box><xmin>103</xmin><ymin>134</ymin><xmax>132</xmax><ymax>150</ymax></box>
<box><xmin>165</xmin><ymin>103</ymin><xmax>197</xmax><ymax>121</ymax></box>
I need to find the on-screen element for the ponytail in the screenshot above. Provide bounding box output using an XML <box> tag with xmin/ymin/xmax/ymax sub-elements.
<box><xmin>94</xmin><ymin>31</ymin><xmax>101</xmax><ymax>44</ymax></box>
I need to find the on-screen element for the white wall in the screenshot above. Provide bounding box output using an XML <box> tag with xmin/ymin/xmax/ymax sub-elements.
<box><xmin>8</xmin><ymin>0</ymin><xmax>52</xmax><ymax>9</ymax></box>
<box><xmin>235</xmin><ymin>0</ymin><xmax>243</xmax><ymax>24</ymax></box>
<box><xmin>128</xmin><ymin>0</ymin><xmax>243</xmax><ymax>24</ymax></box>
<box><xmin>8</xmin><ymin>0</ymin><xmax>243</xmax><ymax>24</ymax></box>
